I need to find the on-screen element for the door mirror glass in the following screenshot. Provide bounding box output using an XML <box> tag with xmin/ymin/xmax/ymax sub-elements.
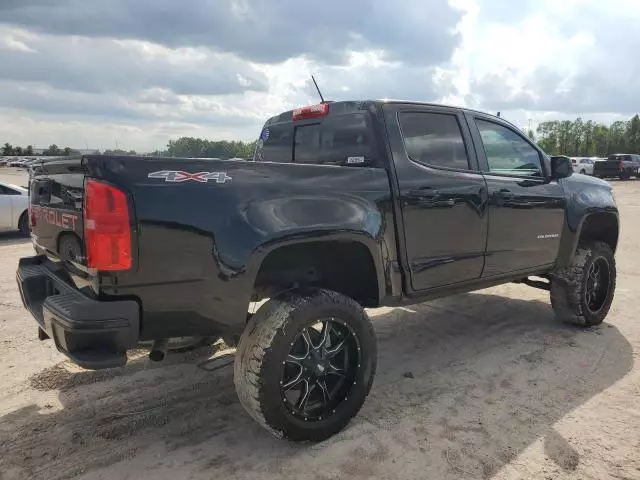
<box><xmin>550</xmin><ymin>156</ymin><xmax>573</xmax><ymax>179</ymax></box>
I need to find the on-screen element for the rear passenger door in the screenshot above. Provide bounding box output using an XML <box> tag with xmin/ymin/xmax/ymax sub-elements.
<box><xmin>465</xmin><ymin>113</ymin><xmax>566</xmax><ymax>276</ymax></box>
<box><xmin>383</xmin><ymin>104</ymin><xmax>488</xmax><ymax>292</ymax></box>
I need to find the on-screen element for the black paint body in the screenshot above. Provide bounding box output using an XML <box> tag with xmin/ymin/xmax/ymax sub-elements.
<box><xmin>26</xmin><ymin>101</ymin><xmax>619</xmax><ymax>341</ymax></box>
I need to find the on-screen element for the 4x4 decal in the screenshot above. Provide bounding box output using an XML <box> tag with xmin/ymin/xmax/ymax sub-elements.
<box><xmin>148</xmin><ymin>170</ymin><xmax>232</xmax><ymax>183</ymax></box>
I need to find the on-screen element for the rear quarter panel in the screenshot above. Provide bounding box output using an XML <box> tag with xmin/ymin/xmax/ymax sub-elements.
<box><xmin>86</xmin><ymin>156</ymin><xmax>396</xmax><ymax>339</ymax></box>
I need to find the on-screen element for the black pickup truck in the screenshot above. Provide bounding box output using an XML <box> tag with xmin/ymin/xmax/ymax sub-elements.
<box><xmin>17</xmin><ymin>100</ymin><xmax>619</xmax><ymax>442</ymax></box>
<box><xmin>593</xmin><ymin>153</ymin><xmax>640</xmax><ymax>179</ymax></box>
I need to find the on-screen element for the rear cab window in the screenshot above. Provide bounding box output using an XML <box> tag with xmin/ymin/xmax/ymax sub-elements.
<box><xmin>254</xmin><ymin>102</ymin><xmax>380</xmax><ymax>167</ymax></box>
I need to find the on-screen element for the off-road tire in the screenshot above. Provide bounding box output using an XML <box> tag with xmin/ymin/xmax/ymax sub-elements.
<box><xmin>18</xmin><ymin>211</ymin><xmax>29</xmax><ymax>236</ymax></box>
<box><xmin>234</xmin><ymin>288</ymin><xmax>377</xmax><ymax>442</ymax></box>
<box><xmin>550</xmin><ymin>241</ymin><xmax>616</xmax><ymax>326</ymax></box>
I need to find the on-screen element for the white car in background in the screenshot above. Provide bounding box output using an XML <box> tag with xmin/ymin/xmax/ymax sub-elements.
<box><xmin>570</xmin><ymin>157</ymin><xmax>595</xmax><ymax>175</ymax></box>
<box><xmin>0</xmin><ymin>182</ymin><xmax>29</xmax><ymax>235</ymax></box>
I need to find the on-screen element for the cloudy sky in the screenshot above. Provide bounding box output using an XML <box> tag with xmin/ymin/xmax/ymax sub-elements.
<box><xmin>0</xmin><ymin>0</ymin><xmax>638</xmax><ymax>152</ymax></box>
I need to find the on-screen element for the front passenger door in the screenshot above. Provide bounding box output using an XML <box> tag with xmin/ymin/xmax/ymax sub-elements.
<box><xmin>466</xmin><ymin>115</ymin><xmax>566</xmax><ymax>277</ymax></box>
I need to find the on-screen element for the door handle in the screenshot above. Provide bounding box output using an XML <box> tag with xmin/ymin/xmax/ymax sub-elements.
<box><xmin>496</xmin><ymin>189</ymin><xmax>515</xmax><ymax>198</ymax></box>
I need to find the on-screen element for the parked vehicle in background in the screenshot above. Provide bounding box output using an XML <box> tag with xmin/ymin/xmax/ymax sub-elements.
<box><xmin>0</xmin><ymin>181</ymin><xmax>29</xmax><ymax>235</ymax></box>
<box><xmin>17</xmin><ymin>100</ymin><xmax>619</xmax><ymax>442</ymax></box>
<box><xmin>7</xmin><ymin>158</ymin><xmax>23</xmax><ymax>167</ymax></box>
<box><xmin>571</xmin><ymin>157</ymin><xmax>595</xmax><ymax>175</ymax></box>
<box><xmin>593</xmin><ymin>154</ymin><xmax>640</xmax><ymax>180</ymax></box>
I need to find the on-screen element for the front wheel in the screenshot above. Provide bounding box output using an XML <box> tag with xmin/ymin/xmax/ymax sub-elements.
<box><xmin>234</xmin><ymin>288</ymin><xmax>377</xmax><ymax>442</ymax></box>
<box><xmin>550</xmin><ymin>241</ymin><xmax>616</xmax><ymax>326</ymax></box>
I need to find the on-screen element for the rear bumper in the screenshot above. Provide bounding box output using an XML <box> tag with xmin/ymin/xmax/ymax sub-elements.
<box><xmin>16</xmin><ymin>255</ymin><xmax>139</xmax><ymax>370</ymax></box>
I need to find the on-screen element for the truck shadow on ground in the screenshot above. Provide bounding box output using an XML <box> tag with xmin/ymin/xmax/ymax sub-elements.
<box><xmin>0</xmin><ymin>292</ymin><xmax>633</xmax><ymax>480</ymax></box>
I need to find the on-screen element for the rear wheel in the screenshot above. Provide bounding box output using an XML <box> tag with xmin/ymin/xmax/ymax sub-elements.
<box><xmin>550</xmin><ymin>241</ymin><xmax>616</xmax><ymax>326</ymax></box>
<box><xmin>18</xmin><ymin>211</ymin><xmax>29</xmax><ymax>236</ymax></box>
<box><xmin>234</xmin><ymin>288</ymin><xmax>376</xmax><ymax>442</ymax></box>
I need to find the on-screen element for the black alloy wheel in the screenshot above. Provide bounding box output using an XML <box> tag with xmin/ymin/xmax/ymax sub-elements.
<box><xmin>234</xmin><ymin>288</ymin><xmax>377</xmax><ymax>441</ymax></box>
<box><xmin>584</xmin><ymin>256</ymin><xmax>611</xmax><ymax>314</ymax></box>
<box><xmin>550</xmin><ymin>241</ymin><xmax>616</xmax><ymax>326</ymax></box>
<box><xmin>281</xmin><ymin>318</ymin><xmax>360</xmax><ymax>421</ymax></box>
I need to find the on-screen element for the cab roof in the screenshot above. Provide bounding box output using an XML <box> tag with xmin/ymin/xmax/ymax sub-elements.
<box><xmin>263</xmin><ymin>99</ymin><xmax>506</xmax><ymax>126</ymax></box>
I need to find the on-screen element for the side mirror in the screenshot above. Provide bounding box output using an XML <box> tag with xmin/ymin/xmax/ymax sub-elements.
<box><xmin>550</xmin><ymin>156</ymin><xmax>573</xmax><ymax>179</ymax></box>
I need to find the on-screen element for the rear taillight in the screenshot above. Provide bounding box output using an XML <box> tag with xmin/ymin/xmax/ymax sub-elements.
<box><xmin>83</xmin><ymin>179</ymin><xmax>132</xmax><ymax>271</ymax></box>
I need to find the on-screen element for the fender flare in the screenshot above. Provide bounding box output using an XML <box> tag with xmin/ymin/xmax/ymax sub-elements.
<box><xmin>555</xmin><ymin>209</ymin><xmax>619</xmax><ymax>269</ymax></box>
<box><xmin>245</xmin><ymin>231</ymin><xmax>388</xmax><ymax>306</ymax></box>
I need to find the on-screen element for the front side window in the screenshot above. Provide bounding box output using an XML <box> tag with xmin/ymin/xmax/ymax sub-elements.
<box><xmin>476</xmin><ymin>119</ymin><xmax>543</xmax><ymax>177</ymax></box>
<box><xmin>399</xmin><ymin>112</ymin><xmax>470</xmax><ymax>170</ymax></box>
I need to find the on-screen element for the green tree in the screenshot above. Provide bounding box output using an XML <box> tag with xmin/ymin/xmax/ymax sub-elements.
<box><xmin>583</xmin><ymin>120</ymin><xmax>595</xmax><ymax>156</ymax></box>
<box><xmin>24</xmin><ymin>145</ymin><xmax>34</xmax><ymax>156</ymax></box>
<box><xmin>2</xmin><ymin>143</ymin><xmax>13</xmax><ymax>155</ymax></box>
<box><xmin>103</xmin><ymin>149</ymin><xmax>137</xmax><ymax>156</ymax></box>
<box><xmin>627</xmin><ymin>115</ymin><xmax>640</xmax><ymax>153</ymax></box>
<box><xmin>14</xmin><ymin>146</ymin><xmax>23</xmax><ymax>156</ymax></box>
<box><xmin>608</xmin><ymin>121</ymin><xmax>628</xmax><ymax>154</ymax></box>
<box><xmin>43</xmin><ymin>144</ymin><xmax>61</xmax><ymax>156</ymax></box>
<box><xmin>593</xmin><ymin>125</ymin><xmax>609</xmax><ymax>156</ymax></box>
<box><xmin>165</xmin><ymin>137</ymin><xmax>255</xmax><ymax>159</ymax></box>
<box><xmin>570</xmin><ymin>117</ymin><xmax>584</xmax><ymax>155</ymax></box>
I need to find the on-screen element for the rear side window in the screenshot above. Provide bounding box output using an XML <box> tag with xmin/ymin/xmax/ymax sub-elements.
<box><xmin>255</xmin><ymin>124</ymin><xmax>293</xmax><ymax>162</ymax></box>
<box><xmin>294</xmin><ymin>113</ymin><xmax>373</xmax><ymax>166</ymax></box>
<box><xmin>0</xmin><ymin>185</ymin><xmax>19</xmax><ymax>195</ymax></box>
<box><xmin>255</xmin><ymin>113</ymin><xmax>375</xmax><ymax>166</ymax></box>
<box><xmin>398</xmin><ymin>112</ymin><xmax>470</xmax><ymax>170</ymax></box>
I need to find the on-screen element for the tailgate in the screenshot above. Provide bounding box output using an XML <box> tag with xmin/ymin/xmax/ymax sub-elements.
<box><xmin>593</xmin><ymin>160</ymin><xmax>619</xmax><ymax>175</ymax></box>
<box><xmin>29</xmin><ymin>159</ymin><xmax>86</xmax><ymax>264</ymax></box>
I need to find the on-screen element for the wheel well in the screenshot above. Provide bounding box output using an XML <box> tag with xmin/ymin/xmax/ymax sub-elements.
<box><xmin>580</xmin><ymin>213</ymin><xmax>619</xmax><ymax>253</ymax></box>
<box><xmin>252</xmin><ymin>241</ymin><xmax>379</xmax><ymax>307</ymax></box>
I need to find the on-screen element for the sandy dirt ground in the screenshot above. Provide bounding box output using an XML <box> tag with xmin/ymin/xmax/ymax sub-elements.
<box><xmin>0</xmin><ymin>168</ymin><xmax>639</xmax><ymax>480</ymax></box>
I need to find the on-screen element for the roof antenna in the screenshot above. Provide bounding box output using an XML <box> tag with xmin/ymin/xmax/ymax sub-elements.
<box><xmin>497</xmin><ymin>111</ymin><xmax>501</xmax><ymax>117</ymax></box>
<box><xmin>311</xmin><ymin>75</ymin><xmax>326</xmax><ymax>103</ymax></box>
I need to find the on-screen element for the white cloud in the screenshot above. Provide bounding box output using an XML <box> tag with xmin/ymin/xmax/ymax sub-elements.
<box><xmin>0</xmin><ymin>0</ymin><xmax>638</xmax><ymax>151</ymax></box>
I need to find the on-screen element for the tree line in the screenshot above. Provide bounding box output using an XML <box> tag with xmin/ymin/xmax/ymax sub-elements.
<box><xmin>2</xmin><ymin>139</ymin><xmax>256</xmax><ymax>159</ymax></box>
<box><xmin>1</xmin><ymin>143</ymin><xmax>81</xmax><ymax>156</ymax></box>
<box><xmin>13</xmin><ymin>114</ymin><xmax>638</xmax><ymax>161</ymax></box>
<box><xmin>153</xmin><ymin>138</ymin><xmax>256</xmax><ymax>159</ymax></box>
<box><xmin>536</xmin><ymin>114</ymin><xmax>640</xmax><ymax>157</ymax></box>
